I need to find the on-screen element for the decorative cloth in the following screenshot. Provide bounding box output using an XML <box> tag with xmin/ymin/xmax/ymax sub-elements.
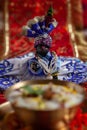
<box><xmin>0</xmin><ymin>52</ymin><xmax>87</xmax><ymax>92</ymax></box>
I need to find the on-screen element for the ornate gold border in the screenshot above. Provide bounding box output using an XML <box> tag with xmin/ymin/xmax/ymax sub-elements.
<box><xmin>67</xmin><ymin>0</ymin><xmax>79</xmax><ymax>58</ymax></box>
<box><xmin>4</xmin><ymin>0</ymin><xmax>10</xmax><ymax>58</ymax></box>
<box><xmin>0</xmin><ymin>0</ymin><xmax>9</xmax><ymax>60</ymax></box>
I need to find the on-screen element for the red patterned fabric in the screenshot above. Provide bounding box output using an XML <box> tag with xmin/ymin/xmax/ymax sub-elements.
<box><xmin>82</xmin><ymin>0</ymin><xmax>87</xmax><ymax>28</ymax></box>
<box><xmin>70</xmin><ymin>108</ymin><xmax>87</xmax><ymax>130</ymax></box>
<box><xmin>0</xmin><ymin>94</ymin><xmax>6</xmax><ymax>104</ymax></box>
<box><xmin>8</xmin><ymin>0</ymin><xmax>74</xmax><ymax>58</ymax></box>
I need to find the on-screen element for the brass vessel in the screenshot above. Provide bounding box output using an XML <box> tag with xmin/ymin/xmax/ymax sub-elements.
<box><xmin>5</xmin><ymin>80</ymin><xmax>85</xmax><ymax>130</ymax></box>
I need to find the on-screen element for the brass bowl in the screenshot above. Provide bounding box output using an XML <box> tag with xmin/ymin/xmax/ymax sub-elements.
<box><xmin>5</xmin><ymin>80</ymin><xmax>85</xmax><ymax>130</ymax></box>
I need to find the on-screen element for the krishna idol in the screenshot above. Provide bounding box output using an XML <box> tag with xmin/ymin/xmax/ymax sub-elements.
<box><xmin>0</xmin><ymin>7</ymin><xmax>87</xmax><ymax>92</ymax></box>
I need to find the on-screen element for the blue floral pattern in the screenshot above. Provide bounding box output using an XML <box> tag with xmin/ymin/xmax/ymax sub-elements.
<box><xmin>58</xmin><ymin>57</ymin><xmax>87</xmax><ymax>83</ymax></box>
<box><xmin>0</xmin><ymin>76</ymin><xmax>20</xmax><ymax>91</ymax></box>
<box><xmin>0</xmin><ymin>60</ymin><xmax>13</xmax><ymax>76</ymax></box>
<box><xmin>0</xmin><ymin>53</ymin><xmax>87</xmax><ymax>92</ymax></box>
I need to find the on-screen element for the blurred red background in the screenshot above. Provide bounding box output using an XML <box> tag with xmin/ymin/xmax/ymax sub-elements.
<box><xmin>8</xmin><ymin>0</ymin><xmax>87</xmax><ymax>58</ymax></box>
<box><xmin>8</xmin><ymin>0</ymin><xmax>75</xmax><ymax>58</ymax></box>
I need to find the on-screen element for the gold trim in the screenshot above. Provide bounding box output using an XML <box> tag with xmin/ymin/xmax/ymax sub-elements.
<box><xmin>4</xmin><ymin>0</ymin><xmax>10</xmax><ymax>57</ymax></box>
<box><xmin>67</xmin><ymin>0</ymin><xmax>87</xmax><ymax>61</ymax></box>
<box><xmin>67</xmin><ymin>0</ymin><xmax>79</xmax><ymax>58</ymax></box>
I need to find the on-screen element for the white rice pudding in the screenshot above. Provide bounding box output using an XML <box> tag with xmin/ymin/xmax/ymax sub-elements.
<box><xmin>8</xmin><ymin>83</ymin><xmax>84</xmax><ymax>110</ymax></box>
